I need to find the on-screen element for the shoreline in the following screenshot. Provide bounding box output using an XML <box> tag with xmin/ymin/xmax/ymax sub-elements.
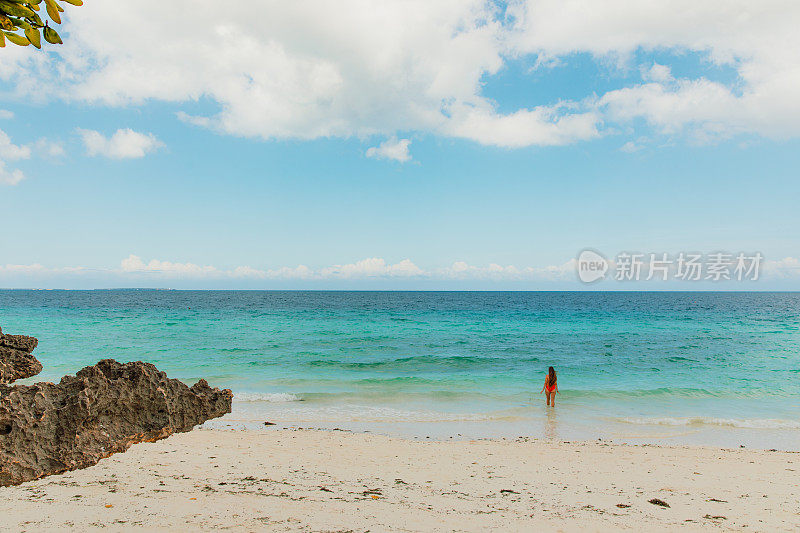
<box><xmin>2</xmin><ymin>427</ymin><xmax>798</xmax><ymax>531</ymax></box>
<box><xmin>212</xmin><ymin>405</ymin><xmax>800</xmax><ymax>452</ymax></box>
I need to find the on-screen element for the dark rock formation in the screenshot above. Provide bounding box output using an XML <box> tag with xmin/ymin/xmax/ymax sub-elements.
<box><xmin>0</xmin><ymin>326</ymin><xmax>42</xmax><ymax>384</ymax></box>
<box><xmin>0</xmin><ymin>358</ymin><xmax>232</xmax><ymax>486</ymax></box>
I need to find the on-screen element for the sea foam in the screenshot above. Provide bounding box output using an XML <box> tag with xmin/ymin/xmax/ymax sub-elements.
<box><xmin>619</xmin><ymin>416</ymin><xmax>800</xmax><ymax>429</ymax></box>
<box><xmin>234</xmin><ymin>392</ymin><xmax>301</xmax><ymax>403</ymax></box>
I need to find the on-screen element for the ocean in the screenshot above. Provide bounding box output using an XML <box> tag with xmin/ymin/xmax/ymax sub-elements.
<box><xmin>1</xmin><ymin>290</ymin><xmax>798</xmax><ymax>450</ymax></box>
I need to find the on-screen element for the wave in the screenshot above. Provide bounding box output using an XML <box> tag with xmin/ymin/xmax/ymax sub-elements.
<box><xmin>298</xmin><ymin>405</ymin><xmax>503</xmax><ymax>423</ymax></box>
<box><xmin>352</xmin><ymin>376</ymin><xmax>475</xmax><ymax>386</ymax></box>
<box><xmin>618</xmin><ymin>416</ymin><xmax>800</xmax><ymax>429</ymax></box>
<box><xmin>305</xmin><ymin>354</ymin><xmax>538</xmax><ymax>370</ymax></box>
<box><xmin>565</xmin><ymin>387</ymin><xmax>796</xmax><ymax>399</ymax></box>
<box><xmin>231</xmin><ymin>385</ymin><xmax>791</xmax><ymax>402</ymax></box>
<box><xmin>568</xmin><ymin>387</ymin><xmax>723</xmax><ymax>399</ymax></box>
<box><xmin>665</xmin><ymin>356</ymin><xmax>697</xmax><ymax>363</ymax></box>
<box><xmin>234</xmin><ymin>402</ymin><xmax>518</xmax><ymax>423</ymax></box>
<box><xmin>234</xmin><ymin>392</ymin><xmax>302</xmax><ymax>403</ymax></box>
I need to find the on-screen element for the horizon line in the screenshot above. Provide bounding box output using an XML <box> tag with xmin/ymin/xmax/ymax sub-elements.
<box><xmin>2</xmin><ymin>288</ymin><xmax>799</xmax><ymax>293</ymax></box>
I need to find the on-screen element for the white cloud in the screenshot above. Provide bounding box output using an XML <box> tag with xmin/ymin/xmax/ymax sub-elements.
<box><xmin>620</xmin><ymin>140</ymin><xmax>644</xmax><ymax>153</ymax></box>
<box><xmin>244</xmin><ymin>265</ymin><xmax>315</xmax><ymax>280</ymax></box>
<box><xmin>3</xmin><ymin>254</ymin><xmax>800</xmax><ymax>285</ymax></box>
<box><xmin>437</xmin><ymin>259</ymin><xmax>576</xmax><ymax>281</ymax></box>
<box><xmin>0</xmin><ymin>128</ymin><xmax>65</xmax><ymax>185</ymax></box>
<box><xmin>34</xmin><ymin>138</ymin><xmax>66</xmax><ymax>158</ymax></box>
<box><xmin>443</xmin><ymin>104</ymin><xmax>601</xmax><ymax>147</ymax></box>
<box><xmin>642</xmin><ymin>63</ymin><xmax>673</xmax><ymax>83</ymax></box>
<box><xmin>600</xmin><ymin>80</ymin><xmax>745</xmax><ymax>141</ymax></box>
<box><xmin>366</xmin><ymin>138</ymin><xmax>412</xmax><ymax>162</ymax></box>
<box><xmin>0</xmin><ymin>263</ymin><xmax>47</xmax><ymax>274</ymax></box>
<box><xmin>0</xmin><ymin>110</ymin><xmax>13</xmax><ymax>120</ymax></box>
<box><xmin>78</xmin><ymin>128</ymin><xmax>164</xmax><ymax>159</ymax></box>
<box><xmin>3</xmin><ymin>255</ymin><xmax>569</xmax><ymax>282</ymax></box>
<box><xmin>762</xmin><ymin>257</ymin><xmax>800</xmax><ymax>279</ymax></box>
<box><xmin>0</xmin><ymin>128</ymin><xmax>31</xmax><ymax>186</ymax></box>
<box><xmin>27</xmin><ymin>1</ymin><xmax>515</xmax><ymax>142</ymax></box>
<box><xmin>511</xmin><ymin>0</ymin><xmax>800</xmax><ymax>141</ymax></box>
<box><xmin>319</xmin><ymin>258</ymin><xmax>424</xmax><ymax>278</ymax></box>
<box><xmin>0</xmin><ymin>129</ymin><xmax>32</xmax><ymax>161</ymax></box>
<box><xmin>175</xmin><ymin>111</ymin><xmax>212</xmax><ymax>129</ymax></box>
<box><xmin>0</xmin><ymin>162</ymin><xmax>25</xmax><ymax>186</ymax></box>
<box><xmin>120</xmin><ymin>255</ymin><xmax>219</xmax><ymax>276</ymax></box>
<box><xmin>0</xmin><ymin>263</ymin><xmax>85</xmax><ymax>274</ymax></box>
<box><xmin>118</xmin><ymin>255</ymin><xmax>565</xmax><ymax>281</ymax></box>
<box><xmin>0</xmin><ymin>1</ymin><xmax>614</xmax><ymax>149</ymax></box>
<box><xmin>117</xmin><ymin>256</ymin><xmax>426</xmax><ymax>280</ymax></box>
<box><xmin>0</xmin><ymin>1</ymin><xmax>799</xmax><ymax>147</ymax></box>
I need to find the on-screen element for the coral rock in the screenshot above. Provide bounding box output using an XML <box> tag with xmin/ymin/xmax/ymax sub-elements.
<box><xmin>0</xmin><ymin>328</ymin><xmax>42</xmax><ymax>384</ymax></box>
<box><xmin>0</xmin><ymin>359</ymin><xmax>232</xmax><ymax>486</ymax></box>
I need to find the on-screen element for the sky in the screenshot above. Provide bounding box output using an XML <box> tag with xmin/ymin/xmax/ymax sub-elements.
<box><xmin>1</xmin><ymin>0</ymin><xmax>799</xmax><ymax>289</ymax></box>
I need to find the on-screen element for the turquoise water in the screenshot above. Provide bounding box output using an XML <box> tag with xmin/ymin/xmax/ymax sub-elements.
<box><xmin>2</xmin><ymin>290</ymin><xmax>799</xmax><ymax>449</ymax></box>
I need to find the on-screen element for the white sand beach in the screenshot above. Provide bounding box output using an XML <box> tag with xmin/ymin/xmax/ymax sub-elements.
<box><xmin>1</xmin><ymin>428</ymin><xmax>798</xmax><ymax>532</ymax></box>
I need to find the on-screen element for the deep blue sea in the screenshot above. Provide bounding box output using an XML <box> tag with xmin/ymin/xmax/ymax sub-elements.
<box><xmin>1</xmin><ymin>290</ymin><xmax>799</xmax><ymax>449</ymax></box>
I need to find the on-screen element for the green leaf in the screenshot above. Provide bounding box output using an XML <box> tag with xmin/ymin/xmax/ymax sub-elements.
<box><xmin>24</xmin><ymin>26</ymin><xmax>40</xmax><ymax>48</ymax></box>
<box><xmin>0</xmin><ymin>0</ymin><xmax>80</xmax><ymax>49</ymax></box>
<box><xmin>4</xmin><ymin>30</ymin><xmax>29</xmax><ymax>46</ymax></box>
<box><xmin>0</xmin><ymin>14</ymin><xmax>13</xmax><ymax>31</ymax></box>
<box><xmin>0</xmin><ymin>1</ymin><xmax>35</xmax><ymax>18</ymax></box>
<box><xmin>43</xmin><ymin>24</ymin><xmax>60</xmax><ymax>44</ymax></box>
<box><xmin>44</xmin><ymin>0</ymin><xmax>60</xmax><ymax>24</ymax></box>
<box><xmin>29</xmin><ymin>11</ymin><xmax>43</xmax><ymax>26</ymax></box>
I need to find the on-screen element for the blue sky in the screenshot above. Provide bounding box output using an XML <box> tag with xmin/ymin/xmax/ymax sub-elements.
<box><xmin>1</xmin><ymin>1</ymin><xmax>798</xmax><ymax>289</ymax></box>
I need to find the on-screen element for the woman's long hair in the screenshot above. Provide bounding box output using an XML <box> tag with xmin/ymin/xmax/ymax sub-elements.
<box><xmin>547</xmin><ymin>366</ymin><xmax>557</xmax><ymax>386</ymax></box>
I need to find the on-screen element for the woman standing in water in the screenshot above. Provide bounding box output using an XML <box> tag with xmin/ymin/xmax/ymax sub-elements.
<box><xmin>541</xmin><ymin>366</ymin><xmax>558</xmax><ymax>406</ymax></box>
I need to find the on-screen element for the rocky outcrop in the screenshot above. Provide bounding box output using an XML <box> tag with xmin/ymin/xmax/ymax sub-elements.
<box><xmin>0</xmin><ymin>355</ymin><xmax>233</xmax><ymax>486</ymax></box>
<box><xmin>0</xmin><ymin>326</ymin><xmax>42</xmax><ymax>384</ymax></box>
